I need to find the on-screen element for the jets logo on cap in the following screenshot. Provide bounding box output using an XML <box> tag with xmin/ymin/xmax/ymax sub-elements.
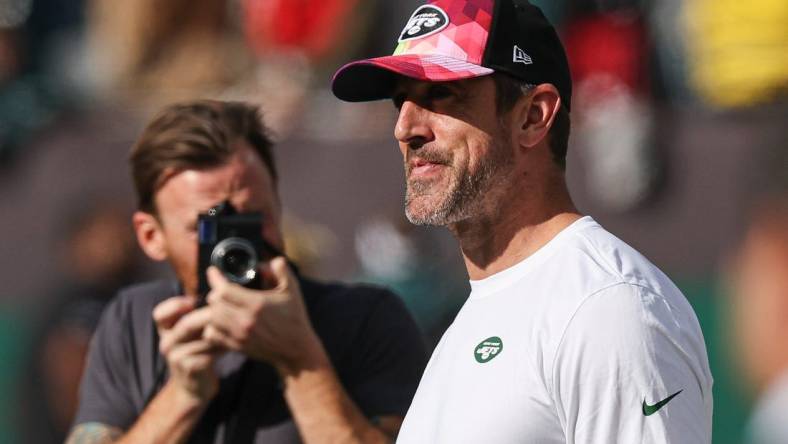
<box><xmin>513</xmin><ymin>45</ymin><xmax>533</xmax><ymax>65</ymax></box>
<box><xmin>398</xmin><ymin>5</ymin><xmax>449</xmax><ymax>43</ymax></box>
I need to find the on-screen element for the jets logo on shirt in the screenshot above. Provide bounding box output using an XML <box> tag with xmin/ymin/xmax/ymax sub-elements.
<box><xmin>474</xmin><ymin>336</ymin><xmax>503</xmax><ymax>363</ymax></box>
<box><xmin>398</xmin><ymin>5</ymin><xmax>449</xmax><ymax>43</ymax></box>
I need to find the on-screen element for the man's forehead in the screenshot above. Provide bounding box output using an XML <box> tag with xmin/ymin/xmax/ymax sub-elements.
<box><xmin>155</xmin><ymin>157</ymin><xmax>266</xmax><ymax>209</ymax></box>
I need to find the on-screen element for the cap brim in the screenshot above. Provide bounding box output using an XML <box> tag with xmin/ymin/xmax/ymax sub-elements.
<box><xmin>331</xmin><ymin>54</ymin><xmax>494</xmax><ymax>102</ymax></box>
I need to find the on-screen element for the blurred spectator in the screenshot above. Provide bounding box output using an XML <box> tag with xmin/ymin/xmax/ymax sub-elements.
<box><xmin>563</xmin><ymin>5</ymin><xmax>663</xmax><ymax>211</ymax></box>
<box><xmin>243</xmin><ymin>0</ymin><xmax>365</xmax><ymax>63</ymax></box>
<box><xmin>684</xmin><ymin>0</ymin><xmax>788</xmax><ymax>108</ymax></box>
<box><xmin>728</xmin><ymin>153</ymin><xmax>788</xmax><ymax>444</ymax></box>
<box><xmin>0</xmin><ymin>0</ymin><xmax>87</xmax><ymax>166</ymax></box>
<box><xmin>86</xmin><ymin>0</ymin><xmax>251</xmax><ymax>105</ymax></box>
<box><xmin>83</xmin><ymin>0</ymin><xmax>380</xmax><ymax>135</ymax></box>
<box><xmin>647</xmin><ymin>0</ymin><xmax>694</xmax><ymax>101</ymax></box>
<box><xmin>19</xmin><ymin>198</ymin><xmax>143</xmax><ymax>444</ymax></box>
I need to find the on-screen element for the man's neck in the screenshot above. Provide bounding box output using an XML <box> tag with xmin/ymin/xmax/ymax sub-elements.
<box><xmin>452</xmin><ymin>188</ymin><xmax>581</xmax><ymax>281</ymax></box>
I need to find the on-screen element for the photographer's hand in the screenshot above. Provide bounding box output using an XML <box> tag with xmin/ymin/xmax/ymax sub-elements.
<box><xmin>66</xmin><ymin>297</ymin><xmax>224</xmax><ymax>444</ymax></box>
<box><xmin>110</xmin><ymin>297</ymin><xmax>223</xmax><ymax>443</ymax></box>
<box><xmin>203</xmin><ymin>257</ymin><xmax>398</xmax><ymax>444</ymax></box>
<box><xmin>202</xmin><ymin>257</ymin><xmax>321</xmax><ymax>370</ymax></box>
<box><xmin>154</xmin><ymin>296</ymin><xmax>223</xmax><ymax>403</ymax></box>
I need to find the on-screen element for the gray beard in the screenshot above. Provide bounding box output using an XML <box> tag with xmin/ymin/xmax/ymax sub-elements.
<box><xmin>404</xmin><ymin>141</ymin><xmax>512</xmax><ymax>226</ymax></box>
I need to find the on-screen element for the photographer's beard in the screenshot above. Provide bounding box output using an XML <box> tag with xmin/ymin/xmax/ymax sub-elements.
<box><xmin>404</xmin><ymin>137</ymin><xmax>514</xmax><ymax>227</ymax></box>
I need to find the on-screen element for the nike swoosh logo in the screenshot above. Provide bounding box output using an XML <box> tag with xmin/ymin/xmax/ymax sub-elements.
<box><xmin>642</xmin><ymin>390</ymin><xmax>683</xmax><ymax>416</ymax></box>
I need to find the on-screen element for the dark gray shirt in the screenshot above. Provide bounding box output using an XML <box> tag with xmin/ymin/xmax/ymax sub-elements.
<box><xmin>74</xmin><ymin>277</ymin><xmax>427</xmax><ymax>443</ymax></box>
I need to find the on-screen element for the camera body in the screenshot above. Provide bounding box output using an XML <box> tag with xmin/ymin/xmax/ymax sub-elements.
<box><xmin>197</xmin><ymin>201</ymin><xmax>266</xmax><ymax>301</ymax></box>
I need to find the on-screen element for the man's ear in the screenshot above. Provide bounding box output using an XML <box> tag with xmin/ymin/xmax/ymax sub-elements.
<box><xmin>513</xmin><ymin>83</ymin><xmax>562</xmax><ymax>149</ymax></box>
<box><xmin>133</xmin><ymin>211</ymin><xmax>168</xmax><ymax>261</ymax></box>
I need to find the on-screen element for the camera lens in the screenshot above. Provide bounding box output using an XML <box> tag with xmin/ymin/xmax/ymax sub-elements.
<box><xmin>221</xmin><ymin>249</ymin><xmax>251</xmax><ymax>276</ymax></box>
<box><xmin>210</xmin><ymin>237</ymin><xmax>258</xmax><ymax>284</ymax></box>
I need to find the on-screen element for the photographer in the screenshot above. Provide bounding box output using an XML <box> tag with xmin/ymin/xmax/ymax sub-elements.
<box><xmin>66</xmin><ymin>100</ymin><xmax>427</xmax><ymax>443</ymax></box>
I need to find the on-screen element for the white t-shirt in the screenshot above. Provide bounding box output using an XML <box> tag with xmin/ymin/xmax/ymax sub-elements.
<box><xmin>397</xmin><ymin>217</ymin><xmax>713</xmax><ymax>444</ymax></box>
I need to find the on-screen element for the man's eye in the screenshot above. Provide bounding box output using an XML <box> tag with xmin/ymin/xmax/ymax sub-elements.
<box><xmin>392</xmin><ymin>85</ymin><xmax>453</xmax><ymax>110</ymax></box>
<box><xmin>427</xmin><ymin>85</ymin><xmax>453</xmax><ymax>101</ymax></box>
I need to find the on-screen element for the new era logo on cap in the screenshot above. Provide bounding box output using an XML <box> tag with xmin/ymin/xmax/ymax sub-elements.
<box><xmin>399</xmin><ymin>5</ymin><xmax>450</xmax><ymax>42</ymax></box>
<box><xmin>513</xmin><ymin>45</ymin><xmax>532</xmax><ymax>64</ymax></box>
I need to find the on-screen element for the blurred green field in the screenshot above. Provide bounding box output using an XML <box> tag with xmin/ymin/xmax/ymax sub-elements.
<box><xmin>680</xmin><ymin>278</ymin><xmax>753</xmax><ymax>444</ymax></box>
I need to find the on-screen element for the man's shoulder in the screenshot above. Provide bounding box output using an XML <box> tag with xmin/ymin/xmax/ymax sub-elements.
<box><xmin>101</xmin><ymin>279</ymin><xmax>179</xmax><ymax>326</ymax></box>
<box><xmin>75</xmin><ymin>280</ymin><xmax>178</xmax><ymax>430</ymax></box>
<box><xmin>558</xmin><ymin>217</ymin><xmax>680</xmax><ymax>298</ymax></box>
<box><xmin>523</xmin><ymin>217</ymin><xmax>691</xmax><ymax>334</ymax></box>
<box><xmin>300</xmin><ymin>276</ymin><xmax>402</xmax><ymax>311</ymax></box>
<box><xmin>551</xmin><ymin>222</ymin><xmax>706</xmax><ymax>365</ymax></box>
<box><xmin>117</xmin><ymin>279</ymin><xmax>179</xmax><ymax>299</ymax></box>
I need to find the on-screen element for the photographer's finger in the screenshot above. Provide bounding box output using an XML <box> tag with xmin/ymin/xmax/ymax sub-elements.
<box><xmin>166</xmin><ymin>307</ymin><xmax>213</xmax><ymax>345</ymax></box>
<box><xmin>206</xmin><ymin>266</ymin><xmax>229</xmax><ymax>291</ymax></box>
<box><xmin>160</xmin><ymin>322</ymin><xmax>213</xmax><ymax>356</ymax></box>
<box><xmin>257</xmin><ymin>260</ymin><xmax>277</xmax><ymax>289</ymax></box>
<box><xmin>159</xmin><ymin>330</ymin><xmax>194</xmax><ymax>357</ymax></box>
<box><xmin>168</xmin><ymin>338</ymin><xmax>222</xmax><ymax>361</ymax></box>
<box><xmin>206</xmin><ymin>266</ymin><xmax>254</xmax><ymax>306</ymax></box>
<box><xmin>206</xmin><ymin>278</ymin><xmax>257</xmax><ymax>308</ymax></box>
<box><xmin>203</xmin><ymin>324</ymin><xmax>242</xmax><ymax>351</ymax></box>
<box><xmin>153</xmin><ymin>296</ymin><xmax>195</xmax><ymax>330</ymax></box>
<box><xmin>208</xmin><ymin>302</ymin><xmax>253</xmax><ymax>340</ymax></box>
<box><xmin>269</xmin><ymin>256</ymin><xmax>294</xmax><ymax>291</ymax></box>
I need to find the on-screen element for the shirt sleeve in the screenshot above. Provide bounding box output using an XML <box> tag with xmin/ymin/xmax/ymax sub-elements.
<box><xmin>72</xmin><ymin>295</ymin><xmax>139</xmax><ymax>430</ymax></box>
<box><xmin>345</xmin><ymin>289</ymin><xmax>429</xmax><ymax>418</ymax></box>
<box><xmin>551</xmin><ymin>283</ymin><xmax>712</xmax><ymax>444</ymax></box>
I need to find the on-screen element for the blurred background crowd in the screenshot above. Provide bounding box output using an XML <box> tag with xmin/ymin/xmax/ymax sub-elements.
<box><xmin>0</xmin><ymin>0</ymin><xmax>785</xmax><ymax>442</ymax></box>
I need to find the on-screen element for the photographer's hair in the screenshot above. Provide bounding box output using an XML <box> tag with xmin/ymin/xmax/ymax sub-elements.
<box><xmin>491</xmin><ymin>73</ymin><xmax>570</xmax><ymax>170</ymax></box>
<box><xmin>130</xmin><ymin>100</ymin><xmax>276</xmax><ymax>213</ymax></box>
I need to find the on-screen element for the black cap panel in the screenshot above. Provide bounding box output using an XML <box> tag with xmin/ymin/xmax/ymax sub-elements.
<box><xmin>482</xmin><ymin>0</ymin><xmax>572</xmax><ymax>110</ymax></box>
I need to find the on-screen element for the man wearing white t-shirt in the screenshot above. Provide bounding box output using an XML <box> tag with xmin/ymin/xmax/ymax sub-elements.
<box><xmin>332</xmin><ymin>0</ymin><xmax>713</xmax><ymax>442</ymax></box>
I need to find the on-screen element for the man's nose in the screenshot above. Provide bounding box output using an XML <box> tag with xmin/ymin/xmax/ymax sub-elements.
<box><xmin>394</xmin><ymin>100</ymin><xmax>434</xmax><ymax>149</ymax></box>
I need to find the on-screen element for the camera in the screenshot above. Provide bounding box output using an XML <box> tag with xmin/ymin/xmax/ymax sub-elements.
<box><xmin>197</xmin><ymin>201</ymin><xmax>268</xmax><ymax>301</ymax></box>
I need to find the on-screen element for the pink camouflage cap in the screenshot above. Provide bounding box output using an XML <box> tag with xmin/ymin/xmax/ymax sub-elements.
<box><xmin>331</xmin><ymin>0</ymin><xmax>572</xmax><ymax>110</ymax></box>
